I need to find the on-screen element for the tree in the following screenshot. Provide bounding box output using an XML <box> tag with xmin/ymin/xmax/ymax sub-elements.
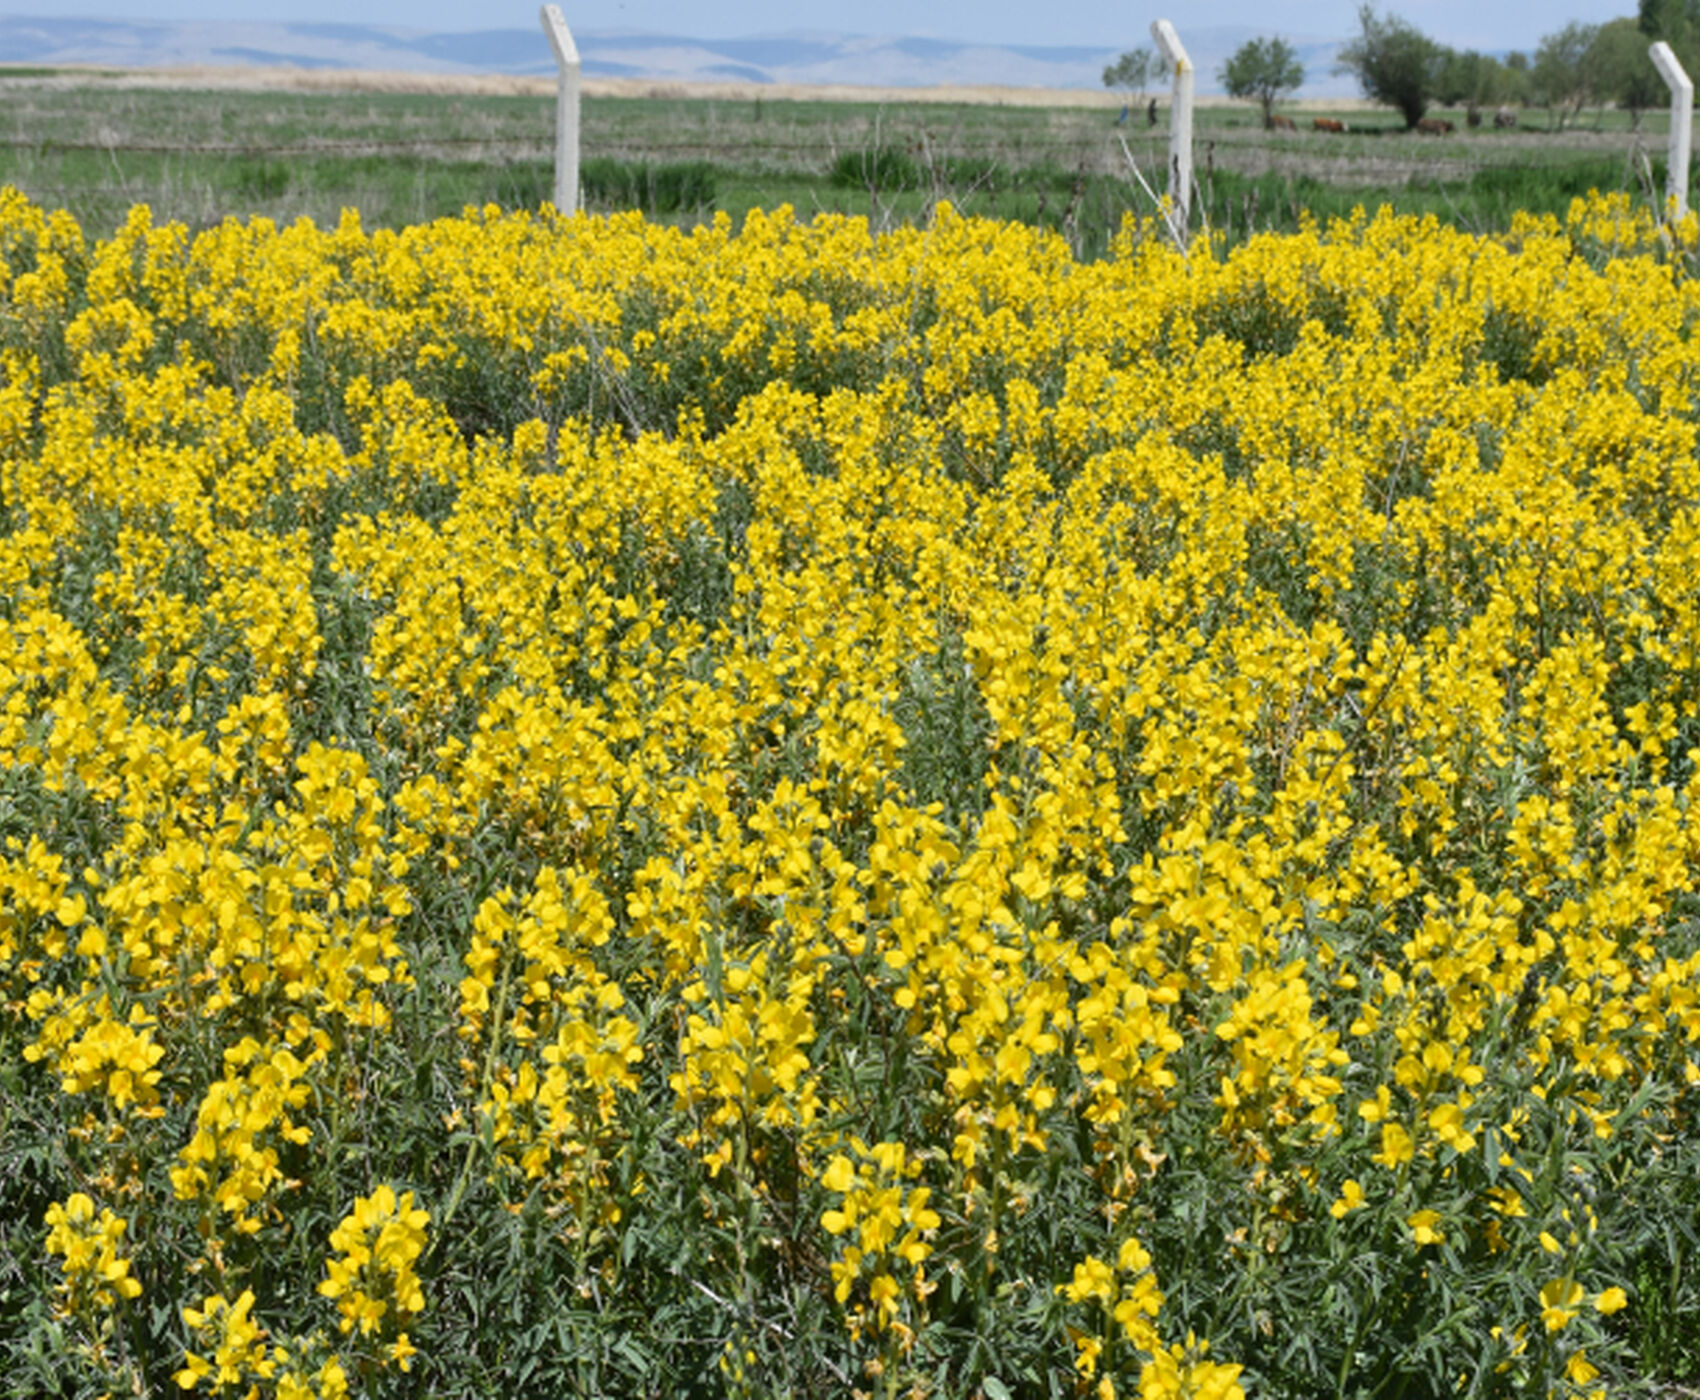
<box><xmin>1532</xmin><ymin>21</ymin><xmax>1600</xmax><ymax>128</ymax></box>
<box><xmin>1435</xmin><ymin>48</ymin><xmax>1480</xmax><ymax>106</ymax></box>
<box><xmin>1588</xmin><ymin>17</ymin><xmax>1661</xmax><ymax>128</ymax></box>
<box><xmin>1102</xmin><ymin>48</ymin><xmax>1160</xmax><ymax>105</ymax></box>
<box><xmin>1502</xmin><ymin>51</ymin><xmax>1533</xmax><ymax>107</ymax></box>
<box><xmin>1641</xmin><ymin>0</ymin><xmax>1700</xmax><ymax>71</ymax></box>
<box><xmin>1334</xmin><ymin>6</ymin><xmax>1446</xmax><ymax>129</ymax></box>
<box><xmin>1435</xmin><ymin>48</ymin><xmax>1518</xmax><ymax>118</ymax></box>
<box><xmin>1220</xmin><ymin>36</ymin><xmax>1306</xmax><ymax>128</ymax></box>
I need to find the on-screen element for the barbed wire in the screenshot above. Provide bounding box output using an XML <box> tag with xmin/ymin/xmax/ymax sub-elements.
<box><xmin>0</xmin><ymin>133</ymin><xmax>1162</xmax><ymax>160</ymax></box>
<box><xmin>0</xmin><ymin>136</ymin><xmax>550</xmax><ymax>155</ymax></box>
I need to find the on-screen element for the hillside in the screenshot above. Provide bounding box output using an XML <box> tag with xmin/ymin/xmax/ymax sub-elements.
<box><xmin>0</xmin><ymin>15</ymin><xmax>1358</xmax><ymax>96</ymax></box>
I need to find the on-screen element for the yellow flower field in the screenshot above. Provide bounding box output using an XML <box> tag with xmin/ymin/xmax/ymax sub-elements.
<box><xmin>3</xmin><ymin>185</ymin><xmax>1700</xmax><ymax>1398</ymax></box>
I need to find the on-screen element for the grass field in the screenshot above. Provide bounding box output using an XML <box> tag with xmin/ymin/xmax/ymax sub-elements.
<box><xmin>0</xmin><ymin>69</ymin><xmax>1683</xmax><ymax>252</ymax></box>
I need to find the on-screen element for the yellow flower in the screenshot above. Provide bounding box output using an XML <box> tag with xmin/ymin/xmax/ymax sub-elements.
<box><xmin>1330</xmin><ymin>1179</ymin><xmax>1365</xmax><ymax>1218</ymax></box>
<box><xmin>318</xmin><ymin>1186</ymin><xmax>429</xmax><ymax>1347</ymax></box>
<box><xmin>1540</xmin><ymin>1277</ymin><xmax>1585</xmax><ymax>1332</ymax></box>
<box><xmin>43</xmin><ymin>1194</ymin><xmax>142</xmax><ymax>1312</ymax></box>
<box><xmin>1061</xmin><ymin>1256</ymin><xmax>1117</xmax><ymax>1306</ymax></box>
<box><xmin>1374</xmin><ymin>1122</ymin><xmax>1414</xmax><ymax>1168</ymax></box>
<box><xmin>1427</xmin><ymin>1102</ymin><xmax>1476</xmax><ymax>1153</ymax></box>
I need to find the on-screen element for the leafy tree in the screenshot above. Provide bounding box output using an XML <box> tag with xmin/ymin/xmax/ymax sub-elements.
<box><xmin>1589</xmin><ymin>17</ymin><xmax>1662</xmax><ymax>128</ymax></box>
<box><xmin>1102</xmin><ymin>47</ymin><xmax>1160</xmax><ymax>105</ymax></box>
<box><xmin>1435</xmin><ymin>48</ymin><xmax>1479</xmax><ymax>106</ymax></box>
<box><xmin>1641</xmin><ymin>0</ymin><xmax>1700</xmax><ymax>71</ymax></box>
<box><xmin>1334</xmin><ymin>5</ymin><xmax>1446</xmax><ymax>129</ymax></box>
<box><xmin>1501</xmin><ymin>50</ymin><xmax>1534</xmax><ymax>106</ymax></box>
<box><xmin>1532</xmin><ymin>21</ymin><xmax>1600</xmax><ymax>128</ymax></box>
<box><xmin>1220</xmin><ymin>36</ymin><xmax>1306</xmax><ymax>129</ymax></box>
<box><xmin>1435</xmin><ymin>48</ymin><xmax>1517</xmax><ymax>116</ymax></box>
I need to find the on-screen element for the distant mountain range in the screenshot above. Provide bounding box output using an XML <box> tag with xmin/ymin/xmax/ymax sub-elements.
<box><xmin>0</xmin><ymin>16</ymin><xmax>1361</xmax><ymax>96</ymax></box>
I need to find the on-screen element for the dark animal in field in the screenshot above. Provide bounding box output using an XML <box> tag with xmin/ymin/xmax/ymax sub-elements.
<box><xmin>1313</xmin><ymin>117</ymin><xmax>1347</xmax><ymax>133</ymax></box>
<box><xmin>1415</xmin><ymin>117</ymin><xmax>1455</xmax><ymax>135</ymax></box>
<box><xmin>1493</xmin><ymin>107</ymin><xmax>1518</xmax><ymax>128</ymax></box>
<box><xmin>1270</xmin><ymin>114</ymin><xmax>1297</xmax><ymax>131</ymax></box>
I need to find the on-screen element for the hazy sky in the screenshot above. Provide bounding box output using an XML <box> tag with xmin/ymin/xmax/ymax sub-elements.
<box><xmin>8</xmin><ymin>3</ymin><xmax>1644</xmax><ymax>52</ymax></box>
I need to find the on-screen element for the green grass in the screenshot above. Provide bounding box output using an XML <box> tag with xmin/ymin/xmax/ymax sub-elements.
<box><xmin>0</xmin><ymin>79</ymin><xmax>1682</xmax><ymax>251</ymax></box>
<box><xmin>579</xmin><ymin>157</ymin><xmax>717</xmax><ymax>215</ymax></box>
<box><xmin>0</xmin><ymin>66</ymin><xmax>125</xmax><ymax>79</ymax></box>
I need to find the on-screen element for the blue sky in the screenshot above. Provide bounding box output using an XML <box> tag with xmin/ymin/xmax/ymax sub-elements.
<box><xmin>6</xmin><ymin>3</ymin><xmax>1645</xmax><ymax>52</ymax></box>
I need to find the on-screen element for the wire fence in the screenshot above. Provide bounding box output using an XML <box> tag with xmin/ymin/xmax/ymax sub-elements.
<box><xmin>3</xmin><ymin>110</ymin><xmax>1624</xmax><ymax>257</ymax></box>
<box><xmin>0</xmin><ymin>132</ymin><xmax>1169</xmax><ymax>164</ymax></box>
<box><xmin>0</xmin><ymin>136</ymin><xmax>546</xmax><ymax>155</ymax></box>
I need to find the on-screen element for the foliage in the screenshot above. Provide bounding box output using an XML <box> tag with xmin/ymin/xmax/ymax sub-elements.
<box><xmin>3</xmin><ymin>186</ymin><xmax>1700</xmax><ymax>1400</ymax></box>
<box><xmin>1462</xmin><ymin>156</ymin><xmax>1662</xmax><ymax>214</ymax></box>
<box><xmin>1102</xmin><ymin>48</ymin><xmax>1162</xmax><ymax>103</ymax></box>
<box><xmin>1586</xmin><ymin>19</ymin><xmax>1664</xmax><ymax>129</ymax></box>
<box><xmin>1334</xmin><ymin>5</ymin><xmax>1447</xmax><ymax>129</ymax></box>
<box><xmin>1640</xmin><ymin>0</ymin><xmax>1700</xmax><ymax>75</ymax></box>
<box><xmin>1433</xmin><ymin>49</ymin><xmax>1523</xmax><ymax>112</ymax></box>
<box><xmin>1218</xmin><ymin>37</ymin><xmax>1306</xmax><ymax>130</ymax></box>
<box><xmin>828</xmin><ymin>144</ymin><xmax>923</xmax><ymax>192</ymax></box>
<box><xmin>578</xmin><ymin>157</ymin><xmax>718</xmax><ymax>215</ymax></box>
<box><xmin>1532</xmin><ymin>22</ymin><xmax>1602</xmax><ymax>130</ymax></box>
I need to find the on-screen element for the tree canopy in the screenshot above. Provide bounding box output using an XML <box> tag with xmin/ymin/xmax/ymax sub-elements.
<box><xmin>1434</xmin><ymin>49</ymin><xmax>1525</xmax><ymax>111</ymax></box>
<box><xmin>1588</xmin><ymin>17</ymin><xmax>1662</xmax><ymax>127</ymax></box>
<box><xmin>1102</xmin><ymin>48</ymin><xmax>1161</xmax><ymax>104</ymax></box>
<box><xmin>1532</xmin><ymin>21</ymin><xmax>1598</xmax><ymax>128</ymax></box>
<box><xmin>1334</xmin><ymin>5</ymin><xmax>1446</xmax><ymax>129</ymax></box>
<box><xmin>1641</xmin><ymin>0</ymin><xmax>1700</xmax><ymax>71</ymax></box>
<box><xmin>1220</xmin><ymin>36</ymin><xmax>1306</xmax><ymax>128</ymax></box>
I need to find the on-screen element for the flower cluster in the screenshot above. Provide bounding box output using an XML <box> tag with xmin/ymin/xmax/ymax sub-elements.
<box><xmin>175</xmin><ymin>1290</ymin><xmax>351</xmax><ymax>1399</ymax></box>
<box><xmin>820</xmin><ymin>1139</ymin><xmax>941</xmax><ymax>1341</ymax></box>
<box><xmin>317</xmin><ymin>1185</ymin><xmax>428</xmax><ymax>1363</ymax></box>
<box><xmin>43</xmin><ymin>1192</ymin><xmax>143</xmax><ymax>1315</ymax></box>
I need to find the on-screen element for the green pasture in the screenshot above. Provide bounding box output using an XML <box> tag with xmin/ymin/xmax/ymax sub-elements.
<box><xmin>0</xmin><ymin>70</ymin><xmax>1684</xmax><ymax>252</ymax></box>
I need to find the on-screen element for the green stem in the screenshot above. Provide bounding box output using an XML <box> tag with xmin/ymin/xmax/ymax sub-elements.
<box><xmin>430</xmin><ymin>933</ymin><xmax>514</xmax><ymax>1255</ymax></box>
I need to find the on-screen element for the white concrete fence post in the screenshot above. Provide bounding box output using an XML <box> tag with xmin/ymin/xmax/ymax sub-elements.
<box><xmin>1651</xmin><ymin>41</ymin><xmax>1692</xmax><ymax>220</ymax></box>
<box><xmin>540</xmin><ymin>5</ymin><xmax>581</xmax><ymax>214</ymax></box>
<box><xmin>1150</xmin><ymin>19</ymin><xmax>1194</xmax><ymax>239</ymax></box>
